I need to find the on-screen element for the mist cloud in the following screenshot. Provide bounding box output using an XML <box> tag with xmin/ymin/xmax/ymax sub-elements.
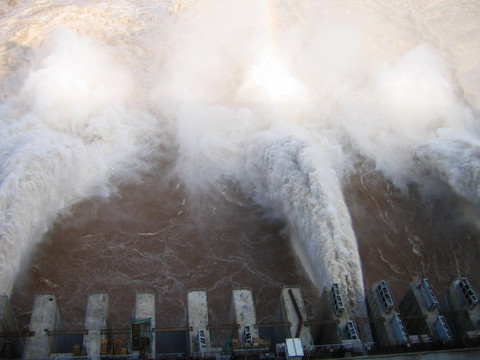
<box><xmin>0</xmin><ymin>28</ymin><xmax>161</xmax><ymax>293</ymax></box>
<box><xmin>150</xmin><ymin>0</ymin><xmax>480</xmax><ymax>307</ymax></box>
<box><xmin>153</xmin><ymin>1</ymin><xmax>479</xmax><ymax>197</ymax></box>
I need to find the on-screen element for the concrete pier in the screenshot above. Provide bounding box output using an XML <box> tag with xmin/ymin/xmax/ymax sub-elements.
<box><xmin>187</xmin><ymin>290</ymin><xmax>211</xmax><ymax>355</ymax></box>
<box><xmin>231</xmin><ymin>288</ymin><xmax>259</xmax><ymax>346</ymax></box>
<box><xmin>9</xmin><ymin>282</ymin><xmax>480</xmax><ymax>359</ymax></box>
<box><xmin>317</xmin><ymin>284</ymin><xmax>344</xmax><ymax>345</ymax></box>
<box><xmin>0</xmin><ymin>294</ymin><xmax>24</xmax><ymax>358</ymax></box>
<box><xmin>399</xmin><ymin>279</ymin><xmax>453</xmax><ymax>343</ymax></box>
<box><xmin>440</xmin><ymin>278</ymin><xmax>480</xmax><ymax>341</ymax></box>
<box><xmin>277</xmin><ymin>286</ymin><xmax>314</xmax><ymax>351</ymax></box>
<box><xmin>317</xmin><ymin>283</ymin><xmax>362</xmax><ymax>351</ymax></box>
<box><xmin>367</xmin><ymin>281</ymin><xmax>409</xmax><ymax>346</ymax></box>
<box><xmin>83</xmin><ymin>292</ymin><xmax>109</xmax><ymax>358</ymax></box>
<box><xmin>24</xmin><ymin>294</ymin><xmax>62</xmax><ymax>359</ymax></box>
<box><xmin>134</xmin><ymin>290</ymin><xmax>155</xmax><ymax>357</ymax></box>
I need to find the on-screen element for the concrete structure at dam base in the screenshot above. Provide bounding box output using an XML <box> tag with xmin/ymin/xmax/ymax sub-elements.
<box><xmin>2</xmin><ymin>279</ymin><xmax>480</xmax><ymax>359</ymax></box>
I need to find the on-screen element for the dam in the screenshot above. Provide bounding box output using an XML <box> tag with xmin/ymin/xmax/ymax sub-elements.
<box><xmin>2</xmin><ymin>1</ymin><xmax>480</xmax><ymax>359</ymax></box>
<box><xmin>2</xmin><ymin>278</ymin><xmax>480</xmax><ymax>359</ymax></box>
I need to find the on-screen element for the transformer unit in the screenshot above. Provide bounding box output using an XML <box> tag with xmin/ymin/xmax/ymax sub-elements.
<box><xmin>331</xmin><ymin>283</ymin><xmax>345</xmax><ymax>317</ymax></box>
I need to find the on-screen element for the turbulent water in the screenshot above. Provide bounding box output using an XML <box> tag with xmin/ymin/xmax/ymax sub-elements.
<box><xmin>1</xmin><ymin>0</ymin><xmax>480</xmax><ymax>333</ymax></box>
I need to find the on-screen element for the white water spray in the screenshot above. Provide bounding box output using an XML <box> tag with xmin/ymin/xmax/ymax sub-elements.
<box><xmin>242</xmin><ymin>130</ymin><xmax>364</xmax><ymax>314</ymax></box>
<box><xmin>0</xmin><ymin>26</ymin><xmax>161</xmax><ymax>293</ymax></box>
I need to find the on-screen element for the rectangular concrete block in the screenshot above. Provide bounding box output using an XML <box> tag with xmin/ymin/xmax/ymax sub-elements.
<box><xmin>24</xmin><ymin>294</ymin><xmax>61</xmax><ymax>359</ymax></box>
<box><xmin>317</xmin><ymin>286</ymin><xmax>342</xmax><ymax>345</ymax></box>
<box><xmin>440</xmin><ymin>278</ymin><xmax>480</xmax><ymax>341</ymax></box>
<box><xmin>367</xmin><ymin>281</ymin><xmax>409</xmax><ymax>346</ymax></box>
<box><xmin>278</xmin><ymin>287</ymin><xmax>313</xmax><ymax>350</ymax></box>
<box><xmin>231</xmin><ymin>288</ymin><xmax>259</xmax><ymax>346</ymax></box>
<box><xmin>187</xmin><ymin>290</ymin><xmax>210</xmax><ymax>355</ymax></box>
<box><xmin>399</xmin><ymin>279</ymin><xmax>447</xmax><ymax>341</ymax></box>
<box><xmin>83</xmin><ymin>292</ymin><xmax>109</xmax><ymax>357</ymax></box>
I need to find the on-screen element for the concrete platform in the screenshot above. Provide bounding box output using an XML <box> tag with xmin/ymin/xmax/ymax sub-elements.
<box><xmin>231</xmin><ymin>288</ymin><xmax>260</xmax><ymax>347</ymax></box>
<box><xmin>278</xmin><ymin>286</ymin><xmax>314</xmax><ymax>351</ymax></box>
<box><xmin>187</xmin><ymin>290</ymin><xmax>211</xmax><ymax>355</ymax></box>
<box><xmin>24</xmin><ymin>294</ymin><xmax>62</xmax><ymax>359</ymax></box>
<box><xmin>83</xmin><ymin>292</ymin><xmax>109</xmax><ymax>357</ymax></box>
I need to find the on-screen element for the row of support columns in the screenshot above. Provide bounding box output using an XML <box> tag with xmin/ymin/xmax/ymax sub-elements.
<box><xmin>14</xmin><ymin>291</ymin><xmax>155</xmax><ymax>359</ymax></box>
<box><xmin>2</xmin><ymin>286</ymin><xmax>314</xmax><ymax>358</ymax></box>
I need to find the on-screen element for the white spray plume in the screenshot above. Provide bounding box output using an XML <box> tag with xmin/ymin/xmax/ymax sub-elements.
<box><xmin>149</xmin><ymin>0</ymin><xmax>369</xmax><ymax>311</ymax></box>
<box><xmin>0</xmin><ymin>28</ymin><xmax>161</xmax><ymax>293</ymax></box>
<box><xmin>337</xmin><ymin>45</ymin><xmax>478</xmax><ymax>190</ymax></box>
<box><xmin>242</xmin><ymin>128</ymin><xmax>365</xmax><ymax>316</ymax></box>
<box><xmin>150</xmin><ymin>0</ymin><xmax>480</xmax><ymax>307</ymax></box>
